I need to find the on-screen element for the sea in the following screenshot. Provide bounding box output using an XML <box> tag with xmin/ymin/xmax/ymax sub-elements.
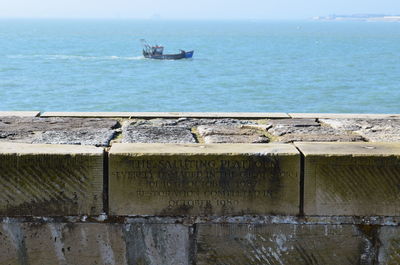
<box><xmin>0</xmin><ymin>19</ymin><xmax>399</xmax><ymax>113</ymax></box>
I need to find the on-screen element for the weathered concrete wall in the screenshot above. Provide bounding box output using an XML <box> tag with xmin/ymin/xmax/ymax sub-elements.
<box><xmin>1</xmin><ymin>216</ymin><xmax>399</xmax><ymax>265</ymax></box>
<box><xmin>196</xmin><ymin>223</ymin><xmax>375</xmax><ymax>265</ymax></box>
<box><xmin>297</xmin><ymin>142</ymin><xmax>400</xmax><ymax>216</ymax></box>
<box><xmin>0</xmin><ymin>220</ymin><xmax>190</xmax><ymax>265</ymax></box>
<box><xmin>1</xmin><ymin>111</ymin><xmax>400</xmax><ymax>264</ymax></box>
<box><xmin>0</xmin><ymin>143</ymin><xmax>104</xmax><ymax>216</ymax></box>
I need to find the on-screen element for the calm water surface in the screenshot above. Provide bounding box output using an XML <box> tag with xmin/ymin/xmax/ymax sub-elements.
<box><xmin>0</xmin><ymin>19</ymin><xmax>399</xmax><ymax>113</ymax></box>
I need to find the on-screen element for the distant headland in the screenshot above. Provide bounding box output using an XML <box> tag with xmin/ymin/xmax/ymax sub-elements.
<box><xmin>313</xmin><ymin>14</ymin><xmax>400</xmax><ymax>22</ymax></box>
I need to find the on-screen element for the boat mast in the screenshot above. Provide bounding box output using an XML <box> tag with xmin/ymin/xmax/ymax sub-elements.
<box><xmin>140</xmin><ymin>39</ymin><xmax>151</xmax><ymax>54</ymax></box>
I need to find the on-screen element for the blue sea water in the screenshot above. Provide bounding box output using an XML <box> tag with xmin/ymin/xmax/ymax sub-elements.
<box><xmin>0</xmin><ymin>19</ymin><xmax>399</xmax><ymax>113</ymax></box>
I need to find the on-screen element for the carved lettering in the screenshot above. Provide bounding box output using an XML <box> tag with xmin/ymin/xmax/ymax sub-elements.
<box><xmin>114</xmin><ymin>156</ymin><xmax>287</xmax><ymax>211</ymax></box>
<box><xmin>109</xmin><ymin>144</ymin><xmax>300</xmax><ymax>215</ymax></box>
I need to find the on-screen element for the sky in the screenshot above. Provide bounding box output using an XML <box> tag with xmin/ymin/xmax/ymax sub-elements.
<box><xmin>0</xmin><ymin>0</ymin><xmax>399</xmax><ymax>20</ymax></box>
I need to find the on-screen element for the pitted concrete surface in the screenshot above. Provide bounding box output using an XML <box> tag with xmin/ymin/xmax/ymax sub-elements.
<box><xmin>275</xmin><ymin>126</ymin><xmax>364</xmax><ymax>142</ymax></box>
<box><xmin>202</xmin><ymin>134</ymin><xmax>269</xmax><ymax>143</ymax></box>
<box><xmin>267</xmin><ymin>118</ymin><xmax>320</xmax><ymax>127</ymax></box>
<box><xmin>0</xmin><ymin>117</ymin><xmax>118</xmax><ymax>146</ymax></box>
<box><xmin>320</xmin><ymin>118</ymin><xmax>400</xmax><ymax>142</ymax></box>
<box><xmin>122</xmin><ymin>118</ymin><xmax>258</xmax><ymax>144</ymax></box>
<box><xmin>197</xmin><ymin>124</ymin><xmax>269</xmax><ymax>143</ymax></box>
<box><xmin>0</xmin><ymin>116</ymin><xmax>118</xmax><ymax>130</ymax></box>
<box><xmin>32</xmin><ymin>129</ymin><xmax>117</xmax><ymax>146</ymax></box>
<box><xmin>130</xmin><ymin>118</ymin><xmax>257</xmax><ymax>128</ymax></box>
<box><xmin>122</xmin><ymin>117</ymin><xmax>370</xmax><ymax>144</ymax></box>
<box><xmin>0</xmin><ymin>115</ymin><xmax>399</xmax><ymax>146</ymax></box>
<box><xmin>122</xmin><ymin>125</ymin><xmax>196</xmax><ymax>143</ymax></box>
<box><xmin>267</xmin><ymin>118</ymin><xmax>365</xmax><ymax>142</ymax></box>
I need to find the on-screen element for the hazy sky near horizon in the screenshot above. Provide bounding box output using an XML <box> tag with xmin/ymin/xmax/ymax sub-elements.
<box><xmin>1</xmin><ymin>0</ymin><xmax>399</xmax><ymax>19</ymax></box>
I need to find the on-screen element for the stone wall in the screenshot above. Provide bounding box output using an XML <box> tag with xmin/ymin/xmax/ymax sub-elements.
<box><xmin>1</xmin><ymin>111</ymin><xmax>400</xmax><ymax>264</ymax></box>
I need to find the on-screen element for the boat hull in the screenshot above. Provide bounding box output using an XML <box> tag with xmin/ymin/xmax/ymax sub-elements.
<box><xmin>143</xmin><ymin>50</ymin><xmax>194</xmax><ymax>60</ymax></box>
<box><xmin>184</xmin><ymin>51</ymin><xmax>194</xmax><ymax>58</ymax></box>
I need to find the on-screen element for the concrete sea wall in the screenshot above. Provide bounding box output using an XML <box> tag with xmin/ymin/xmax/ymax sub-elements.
<box><xmin>1</xmin><ymin>111</ymin><xmax>400</xmax><ymax>264</ymax></box>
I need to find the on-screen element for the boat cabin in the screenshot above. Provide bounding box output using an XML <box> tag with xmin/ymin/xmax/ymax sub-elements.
<box><xmin>151</xmin><ymin>46</ymin><xmax>164</xmax><ymax>55</ymax></box>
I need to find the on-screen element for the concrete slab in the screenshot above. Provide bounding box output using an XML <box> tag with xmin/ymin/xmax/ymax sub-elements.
<box><xmin>289</xmin><ymin>113</ymin><xmax>400</xmax><ymax>119</ymax></box>
<box><xmin>202</xmin><ymin>134</ymin><xmax>269</xmax><ymax>144</ymax></box>
<box><xmin>197</xmin><ymin>125</ymin><xmax>265</xmax><ymax>136</ymax></box>
<box><xmin>0</xmin><ymin>143</ymin><xmax>104</xmax><ymax>216</ymax></box>
<box><xmin>197</xmin><ymin>125</ymin><xmax>269</xmax><ymax>144</ymax></box>
<box><xmin>196</xmin><ymin>223</ymin><xmax>374</xmax><ymax>265</ymax></box>
<box><xmin>32</xmin><ymin>129</ymin><xmax>116</xmax><ymax>146</ymax></box>
<box><xmin>296</xmin><ymin>142</ymin><xmax>400</xmax><ymax>216</ymax></box>
<box><xmin>321</xmin><ymin>118</ymin><xmax>400</xmax><ymax>142</ymax></box>
<box><xmin>109</xmin><ymin>143</ymin><xmax>300</xmax><ymax>216</ymax></box>
<box><xmin>279</xmin><ymin>132</ymin><xmax>364</xmax><ymax>143</ymax></box>
<box><xmin>0</xmin><ymin>222</ymin><xmax>128</xmax><ymax>265</ymax></box>
<box><xmin>131</xmin><ymin>118</ymin><xmax>257</xmax><ymax>128</ymax></box>
<box><xmin>268</xmin><ymin>119</ymin><xmax>364</xmax><ymax>143</ymax></box>
<box><xmin>0</xmin><ymin>117</ymin><xmax>118</xmax><ymax>131</ymax></box>
<box><xmin>0</xmin><ymin>111</ymin><xmax>40</xmax><ymax>117</ymax></box>
<box><xmin>267</xmin><ymin>118</ymin><xmax>319</xmax><ymax>127</ymax></box>
<box><xmin>296</xmin><ymin>142</ymin><xmax>400</xmax><ymax>156</ymax></box>
<box><xmin>123</xmin><ymin>223</ymin><xmax>189</xmax><ymax>265</ymax></box>
<box><xmin>41</xmin><ymin>112</ymin><xmax>147</xmax><ymax>118</ymax></box>
<box><xmin>378</xmin><ymin>226</ymin><xmax>400</xmax><ymax>264</ymax></box>
<box><xmin>41</xmin><ymin>112</ymin><xmax>290</xmax><ymax>119</ymax></box>
<box><xmin>0</xmin><ymin>117</ymin><xmax>118</xmax><ymax>146</ymax></box>
<box><xmin>122</xmin><ymin>119</ymin><xmax>264</xmax><ymax>144</ymax></box>
<box><xmin>0</xmin><ymin>221</ymin><xmax>189</xmax><ymax>265</ymax></box>
<box><xmin>122</xmin><ymin>126</ymin><xmax>196</xmax><ymax>143</ymax></box>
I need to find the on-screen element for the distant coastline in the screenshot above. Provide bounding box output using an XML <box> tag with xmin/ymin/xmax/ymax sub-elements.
<box><xmin>313</xmin><ymin>14</ymin><xmax>400</xmax><ymax>22</ymax></box>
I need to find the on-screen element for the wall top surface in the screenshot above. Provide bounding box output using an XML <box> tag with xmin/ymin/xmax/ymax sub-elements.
<box><xmin>0</xmin><ymin>142</ymin><xmax>103</xmax><ymax>155</ymax></box>
<box><xmin>295</xmin><ymin>142</ymin><xmax>400</xmax><ymax>156</ymax></box>
<box><xmin>109</xmin><ymin>143</ymin><xmax>300</xmax><ymax>155</ymax></box>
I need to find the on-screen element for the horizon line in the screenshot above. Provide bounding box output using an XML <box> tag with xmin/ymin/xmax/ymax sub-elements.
<box><xmin>0</xmin><ymin>17</ymin><xmax>313</xmax><ymax>21</ymax></box>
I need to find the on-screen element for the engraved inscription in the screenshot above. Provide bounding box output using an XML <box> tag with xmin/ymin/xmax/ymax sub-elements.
<box><xmin>111</xmin><ymin>154</ymin><xmax>297</xmax><ymax>215</ymax></box>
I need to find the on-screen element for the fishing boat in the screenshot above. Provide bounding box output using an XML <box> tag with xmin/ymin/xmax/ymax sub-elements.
<box><xmin>141</xmin><ymin>39</ymin><xmax>194</xmax><ymax>60</ymax></box>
